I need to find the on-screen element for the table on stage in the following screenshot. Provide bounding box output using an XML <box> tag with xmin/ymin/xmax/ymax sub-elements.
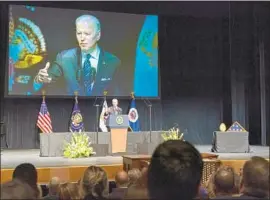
<box><xmin>122</xmin><ymin>153</ymin><xmax>220</xmax><ymax>184</ymax></box>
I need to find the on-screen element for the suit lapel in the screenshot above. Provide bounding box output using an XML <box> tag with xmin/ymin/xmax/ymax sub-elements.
<box><xmin>96</xmin><ymin>48</ymin><xmax>106</xmax><ymax>79</ymax></box>
<box><xmin>92</xmin><ymin>49</ymin><xmax>107</xmax><ymax>92</ymax></box>
<box><xmin>73</xmin><ymin>48</ymin><xmax>83</xmax><ymax>94</ymax></box>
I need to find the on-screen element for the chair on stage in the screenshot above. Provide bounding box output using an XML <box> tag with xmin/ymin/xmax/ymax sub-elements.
<box><xmin>0</xmin><ymin>121</ymin><xmax>9</xmax><ymax>152</ymax></box>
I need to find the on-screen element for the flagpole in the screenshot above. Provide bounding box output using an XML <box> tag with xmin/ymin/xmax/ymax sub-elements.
<box><xmin>42</xmin><ymin>90</ymin><xmax>46</xmax><ymax>102</ymax></box>
<box><xmin>143</xmin><ymin>98</ymin><xmax>152</xmax><ymax>143</ymax></box>
<box><xmin>74</xmin><ymin>91</ymin><xmax>78</xmax><ymax>104</ymax></box>
<box><xmin>94</xmin><ymin>96</ymin><xmax>100</xmax><ymax>144</ymax></box>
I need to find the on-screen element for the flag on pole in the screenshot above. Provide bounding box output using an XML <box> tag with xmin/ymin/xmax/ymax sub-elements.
<box><xmin>37</xmin><ymin>98</ymin><xmax>52</xmax><ymax>133</ymax></box>
<box><xmin>70</xmin><ymin>97</ymin><xmax>84</xmax><ymax>132</ymax></box>
<box><xmin>128</xmin><ymin>98</ymin><xmax>140</xmax><ymax>131</ymax></box>
<box><xmin>99</xmin><ymin>99</ymin><xmax>108</xmax><ymax>132</ymax></box>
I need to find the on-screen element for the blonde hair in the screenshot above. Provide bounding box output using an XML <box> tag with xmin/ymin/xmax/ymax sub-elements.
<box><xmin>79</xmin><ymin>166</ymin><xmax>108</xmax><ymax>198</ymax></box>
<box><xmin>128</xmin><ymin>168</ymin><xmax>142</xmax><ymax>186</ymax></box>
<box><xmin>59</xmin><ymin>182</ymin><xmax>81</xmax><ymax>200</ymax></box>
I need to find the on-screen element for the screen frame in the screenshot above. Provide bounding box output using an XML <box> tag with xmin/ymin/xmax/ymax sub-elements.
<box><xmin>4</xmin><ymin>4</ymin><xmax>161</xmax><ymax>100</ymax></box>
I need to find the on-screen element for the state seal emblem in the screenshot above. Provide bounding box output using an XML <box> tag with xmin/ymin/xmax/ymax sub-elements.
<box><xmin>116</xmin><ymin>116</ymin><xmax>124</xmax><ymax>125</ymax></box>
<box><xmin>128</xmin><ymin>108</ymin><xmax>139</xmax><ymax>123</ymax></box>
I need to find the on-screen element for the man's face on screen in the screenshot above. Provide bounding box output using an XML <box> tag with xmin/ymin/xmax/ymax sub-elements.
<box><xmin>76</xmin><ymin>21</ymin><xmax>100</xmax><ymax>52</ymax></box>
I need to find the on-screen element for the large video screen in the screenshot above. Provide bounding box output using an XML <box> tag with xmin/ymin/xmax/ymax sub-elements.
<box><xmin>7</xmin><ymin>5</ymin><xmax>159</xmax><ymax>97</ymax></box>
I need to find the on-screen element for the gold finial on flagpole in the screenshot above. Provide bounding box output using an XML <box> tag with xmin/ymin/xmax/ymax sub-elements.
<box><xmin>103</xmin><ymin>90</ymin><xmax>108</xmax><ymax>96</ymax></box>
<box><xmin>131</xmin><ymin>92</ymin><xmax>135</xmax><ymax>99</ymax></box>
<box><xmin>42</xmin><ymin>90</ymin><xmax>46</xmax><ymax>101</ymax></box>
<box><xmin>74</xmin><ymin>91</ymin><xmax>78</xmax><ymax>103</ymax></box>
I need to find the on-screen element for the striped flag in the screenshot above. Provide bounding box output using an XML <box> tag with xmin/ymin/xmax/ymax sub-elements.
<box><xmin>37</xmin><ymin>99</ymin><xmax>52</xmax><ymax>133</ymax></box>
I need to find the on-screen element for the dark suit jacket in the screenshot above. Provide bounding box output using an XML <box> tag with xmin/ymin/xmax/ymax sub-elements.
<box><xmin>108</xmin><ymin>106</ymin><xmax>123</xmax><ymax>116</ymax></box>
<box><xmin>108</xmin><ymin>187</ymin><xmax>127</xmax><ymax>200</ymax></box>
<box><xmin>48</xmin><ymin>47</ymin><xmax>120</xmax><ymax>96</ymax></box>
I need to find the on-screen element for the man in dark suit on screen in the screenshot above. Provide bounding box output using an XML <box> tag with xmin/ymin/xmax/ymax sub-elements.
<box><xmin>34</xmin><ymin>15</ymin><xmax>120</xmax><ymax>96</ymax></box>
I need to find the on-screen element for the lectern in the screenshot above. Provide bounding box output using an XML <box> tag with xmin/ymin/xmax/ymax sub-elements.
<box><xmin>106</xmin><ymin>115</ymin><xmax>129</xmax><ymax>154</ymax></box>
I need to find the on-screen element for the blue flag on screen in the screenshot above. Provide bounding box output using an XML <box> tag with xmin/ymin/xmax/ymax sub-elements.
<box><xmin>134</xmin><ymin>15</ymin><xmax>158</xmax><ymax>97</ymax></box>
<box><xmin>128</xmin><ymin>99</ymin><xmax>140</xmax><ymax>131</ymax></box>
<box><xmin>70</xmin><ymin>99</ymin><xmax>84</xmax><ymax>132</ymax></box>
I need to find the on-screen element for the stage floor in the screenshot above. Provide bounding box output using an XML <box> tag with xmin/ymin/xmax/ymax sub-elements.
<box><xmin>1</xmin><ymin>145</ymin><xmax>269</xmax><ymax>169</ymax></box>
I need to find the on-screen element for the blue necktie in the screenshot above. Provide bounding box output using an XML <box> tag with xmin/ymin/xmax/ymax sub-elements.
<box><xmin>83</xmin><ymin>54</ymin><xmax>96</xmax><ymax>95</ymax></box>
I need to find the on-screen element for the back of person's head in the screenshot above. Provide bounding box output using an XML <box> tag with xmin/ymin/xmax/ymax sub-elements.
<box><xmin>12</xmin><ymin>163</ymin><xmax>38</xmax><ymax>187</ymax></box>
<box><xmin>148</xmin><ymin>140</ymin><xmax>203</xmax><ymax>200</ymax></box>
<box><xmin>1</xmin><ymin>179</ymin><xmax>36</xmax><ymax>199</ymax></box>
<box><xmin>80</xmin><ymin>165</ymin><xmax>108</xmax><ymax>198</ymax></box>
<box><xmin>59</xmin><ymin>182</ymin><xmax>81</xmax><ymax>200</ymax></box>
<box><xmin>127</xmin><ymin>168</ymin><xmax>142</xmax><ymax>186</ymax></box>
<box><xmin>49</xmin><ymin>177</ymin><xmax>60</xmax><ymax>195</ymax></box>
<box><xmin>214</xmin><ymin>166</ymin><xmax>236</xmax><ymax>195</ymax></box>
<box><xmin>12</xmin><ymin>163</ymin><xmax>39</xmax><ymax>197</ymax></box>
<box><xmin>115</xmin><ymin>170</ymin><xmax>129</xmax><ymax>188</ymax></box>
<box><xmin>241</xmin><ymin>156</ymin><xmax>269</xmax><ymax>198</ymax></box>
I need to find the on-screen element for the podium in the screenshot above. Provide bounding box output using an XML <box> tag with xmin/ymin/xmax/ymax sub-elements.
<box><xmin>106</xmin><ymin>115</ymin><xmax>129</xmax><ymax>154</ymax></box>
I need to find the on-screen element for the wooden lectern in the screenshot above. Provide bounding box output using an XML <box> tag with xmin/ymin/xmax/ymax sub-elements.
<box><xmin>106</xmin><ymin>115</ymin><xmax>129</xmax><ymax>154</ymax></box>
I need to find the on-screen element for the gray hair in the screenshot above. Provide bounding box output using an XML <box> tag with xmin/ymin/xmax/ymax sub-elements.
<box><xmin>76</xmin><ymin>15</ymin><xmax>101</xmax><ymax>32</ymax></box>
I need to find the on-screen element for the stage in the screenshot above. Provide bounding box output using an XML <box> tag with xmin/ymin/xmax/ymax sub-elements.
<box><xmin>1</xmin><ymin>145</ymin><xmax>269</xmax><ymax>184</ymax></box>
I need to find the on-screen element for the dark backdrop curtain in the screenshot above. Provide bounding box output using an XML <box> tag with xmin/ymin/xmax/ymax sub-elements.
<box><xmin>1</xmin><ymin>2</ymin><xmax>269</xmax><ymax>149</ymax></box>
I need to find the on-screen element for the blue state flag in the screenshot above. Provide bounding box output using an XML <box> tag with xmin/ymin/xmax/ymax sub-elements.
<box><xmin>128</xmin><ymin>99</ymin><xmax>140</xmax><ymax>132</ymax></box>
<box><xmin>134</xmin><ymin>15</ymin><xmax>158</xmax><ymax>97</ymax></box>
<box><xmin>70</xmin><ymin>99</ymin><xmax>84</xmax><ymax>132</ymax></box>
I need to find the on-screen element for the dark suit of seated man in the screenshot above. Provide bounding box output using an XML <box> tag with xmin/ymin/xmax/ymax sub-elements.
<box><xmin>34</xmin><ymin>14</ymin><xmax>120</xmax><ymax>96</ymax></box>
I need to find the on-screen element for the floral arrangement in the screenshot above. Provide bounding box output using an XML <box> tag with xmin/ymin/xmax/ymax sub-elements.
<box><xmin>161</xmin><ymin>127</ymin><xmax>184</xmax><ymax>141</ymax></box>
<box><xmin>63</xmin><ymin>132</ymin><xmax>95</xmax><ymax>158</ymax></box>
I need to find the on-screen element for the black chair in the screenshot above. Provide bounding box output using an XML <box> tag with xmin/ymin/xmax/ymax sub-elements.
<box><xmin>0</xmin><ymin>121</ymin><xmax>9</xmax><ymax>151</ymax></box>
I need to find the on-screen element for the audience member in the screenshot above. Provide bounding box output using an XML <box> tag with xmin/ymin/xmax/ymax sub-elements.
<box><xmin>59</xmin><ymin>182</ymin><xmax>81</xmax><ymax>200</ymax></box>
<box><xmin>125</xmin><ymin>167</ymin><xmax>149</xmax><ymax>199</ymax></box>
<box><xmin>238</xmin><ymin>156</ymin><xmax>269</xmax><ymax>199</ymax></box>
<box><xmin>1</xmin><ymin>178</ymin><xmax>36</xmax><ymax>199</ymax></box>
<box><xmin>211</xmin><ymin>166</ymin><xmax>237</xmax><ymax>199</ymax></box>
<box><xmin>205</xmin><ymin>173</ymin><xmax>216</xmax><ymax>199</ymax></box>
<box><xmin>80</xmin><ymin>165</ymin><xmax>108</xmax><ymax>200</ymax></box>
<box><xmin>43</xmin><ymin>177</ymin><xmax>60</xmax><ymax>200</ymax></box>
<box><xmin>127</xmin><ymin>168</ymin><xmax>142</xmax><ymax>187</ymax></box>
<box><xmin>147</xmin><ymin>140</ymin><xmax>203</xmax><ymax>200</ymax></box>
<box><xmin>38</xmin><ymin>184</ymin><xmax>44</xmax><ymax>198</ymax></box>
<box><xmin>12</xmin><ymin>162</ymin><xmax>40</xmax><ymax>198</ymax></box>
<box><xmin>109</xmin><ymin>171</ymin><xmax>129</xmax><ymax>199</ymax></box>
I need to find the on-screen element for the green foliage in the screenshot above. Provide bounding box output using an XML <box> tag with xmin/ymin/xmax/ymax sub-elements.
<box><xmin>63</xmin><ymin>132</ymin><xmax>95</xmax><ymax>158</ymax></box>
<box><xmin>161</xmin><ymin>127</ymin><xmax>184</xmax><ymax>141</ymax></box>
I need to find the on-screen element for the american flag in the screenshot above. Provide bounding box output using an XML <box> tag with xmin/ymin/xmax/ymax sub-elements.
<box><xmin>37</xmin><ymin>100</ymin><xmax>52</xmax><ymax>133</ymax></box>
<box><xmin>227</xmin><ymin>121</ymin><xmax>246</xmax><ymax>132</ymax></box>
